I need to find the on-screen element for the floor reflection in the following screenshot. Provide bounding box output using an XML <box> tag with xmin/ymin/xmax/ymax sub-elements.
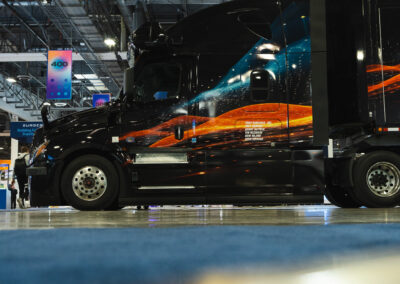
<box><xmin>0</xmin><ymin>205</ymin><xmax>400</xmax><ymax>230</ymax></box>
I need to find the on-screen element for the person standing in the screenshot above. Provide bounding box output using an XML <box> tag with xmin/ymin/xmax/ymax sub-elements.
<box><xmin>7</xmin><ymin>180</ymin><xmax>17</xmax><ymax>209</ymax></box>
<box><xmin>13</xmin><ymin>146</ymin><xmax>30</xmax><ymax>209</ymax></box>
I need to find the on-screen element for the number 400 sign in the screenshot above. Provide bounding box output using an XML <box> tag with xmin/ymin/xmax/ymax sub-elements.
<box><xmin>46</xmin><ymin>50</ymin><xmax>72</xmax><ymax>100</ymax></box>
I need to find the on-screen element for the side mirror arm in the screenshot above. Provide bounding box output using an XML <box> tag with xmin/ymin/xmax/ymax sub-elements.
<box><xmin>41</xmin><ymin>102</ymin><xmax>51</xmax><ymax>132</ymax></box>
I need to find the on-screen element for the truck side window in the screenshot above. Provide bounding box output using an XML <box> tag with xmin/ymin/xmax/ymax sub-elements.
<box><xmin>250</xmin><ymin>69</ymin><xmax>271</xmax><ymax>102</ymax></box>
<box><xmin>135</xmin><ymin>62</ymin><xmax>181</xmax><ymax>103</ymax></box>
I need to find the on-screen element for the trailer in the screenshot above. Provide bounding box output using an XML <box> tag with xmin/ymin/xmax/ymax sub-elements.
<box><xmin>27</xmin><ymin>0</ymin><xmax>400</xmax><ymax>210</ymax></box>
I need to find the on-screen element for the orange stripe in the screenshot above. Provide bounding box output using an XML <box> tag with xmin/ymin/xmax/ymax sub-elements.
<box><xmin>150</xmin><ymin>104</ymin><xmax>312</xmax><ymax>148</ymax></box>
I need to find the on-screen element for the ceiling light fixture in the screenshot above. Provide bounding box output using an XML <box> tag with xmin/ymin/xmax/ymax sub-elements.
<box><xmin>84</xmin><ymin>74</ymin><xmax>98</xmax><ymax>79</ymax></box>
<box><xmin>104</xmin><ymin>38</ymin><xmax>116</xmax><ymax>47</ymax></box>
<box><xmin>6</xmin><ymin>77</ymin><xmax>16</xmax><ymax>83</ymax></box>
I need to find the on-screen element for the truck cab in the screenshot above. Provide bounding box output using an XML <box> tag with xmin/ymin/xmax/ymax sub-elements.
<box><xmin>27</xmin><ymin>0</ymin><xmax>327</xmax><ymax>210</ymax></box>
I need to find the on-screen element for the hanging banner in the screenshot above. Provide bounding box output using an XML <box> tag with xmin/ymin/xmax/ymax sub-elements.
<box><xmin>92</xmin><ymin>94</ymin><xmax>111</xmax><ymax>107</ymax></box>
<box><xmin>46</xmin><ymin>50</ymin><xmax>72</xmax><ymax>100</ymax></box>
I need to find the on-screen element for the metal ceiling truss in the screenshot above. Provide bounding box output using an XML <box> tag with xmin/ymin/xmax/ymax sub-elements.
<box><xmin>14</xmin><ymin>1</ymin><xmax>49</xmax><ymax>44</ymax></box>
<box><xmin>0</xmin><ymin>1</ymin><xmax>91</xmax><ymax>117</ymax></box>
<box><xmin>0</xmin><ymin>73</ymin><xmax>43</xmax><ymax>121</ymax></box>
<box><xmin>1</xmin><ymin>0</ymin><xmax>49</xmax><ymax>48</ymax></box>
<box><xmin>37</xmin><ymin>0</ymin><xmax>122</xmax><ymax>95</ymax></box>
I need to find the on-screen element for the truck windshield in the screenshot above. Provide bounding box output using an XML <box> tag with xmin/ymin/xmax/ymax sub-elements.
<box><xmin>134</xmin><ymin>62</ymin><xmax>181</xmax><ymax>103</ymax></box>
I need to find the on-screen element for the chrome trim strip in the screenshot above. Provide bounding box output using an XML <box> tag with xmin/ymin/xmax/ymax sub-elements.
<box><xmin>134</xmin><ymin>153</ymin><xmax>188</xmax><ymax>164</ymax></box>
<box><xmin>138</xmin><ymin>186</ymin><xmax>196</xmax><ymax>190</ymax></box>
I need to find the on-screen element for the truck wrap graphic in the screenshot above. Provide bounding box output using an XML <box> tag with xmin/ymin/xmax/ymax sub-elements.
<box><xmin>121</xmin><ymin>1</ymin><xmax>312</xmax><ymax>149</ymax></box>
<box><xmin>121</xmin><ymin>104</ymin><xmax>313</xmax><ymax>149</ymax></box>
<box><xmin>367</xmin><ymin>64</ymin><xmax>400</xmax><ymax>97</ymax></box>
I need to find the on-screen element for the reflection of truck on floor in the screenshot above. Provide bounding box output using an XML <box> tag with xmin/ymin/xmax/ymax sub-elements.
<box><xmin>27</xmin><ymin>0</ymin><xmax>400</xmax><ymax>210</ymax></box>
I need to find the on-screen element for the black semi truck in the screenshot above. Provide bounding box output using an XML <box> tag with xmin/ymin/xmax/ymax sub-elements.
<box><xmin>27</xmin><ymin>0</ymin><xmax>400</xmax><ymax>210</ymax></box>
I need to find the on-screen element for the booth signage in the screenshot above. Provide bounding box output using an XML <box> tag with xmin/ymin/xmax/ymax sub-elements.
<box><xmin>92</xmin><ymin>94</ymin><xmax>111</xmax><ymax>107</ymax></box>
<box><xmin>0</xmin><ymin>160</ymin><xmax>10</xmax><ymax>171</ymax></box>
<box><xmin>10</xmin><ymin>122</ymin><xmax>43</xmax><ymax>142</ymax></box>
<box><xmin>47</xmin><ymin>50</ymin><xmax>72</xmax><ymax>100</ymax></box>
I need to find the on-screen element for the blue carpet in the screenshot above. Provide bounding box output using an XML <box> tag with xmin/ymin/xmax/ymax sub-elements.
<box><xmin>1</xmin><ymin>224</ymin><xmax>400</xmax><ymax>284</ymax></box>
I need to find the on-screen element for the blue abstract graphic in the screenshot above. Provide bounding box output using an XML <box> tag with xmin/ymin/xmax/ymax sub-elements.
<box><xmin>183</xmin><ymin>1</ymin><xmax>311</xmax><ymax>110</ymax></box>
<box><xmin>186</xmin><ymin>36</ymin><xmax>311</xmax><ymax>108</ymax></box>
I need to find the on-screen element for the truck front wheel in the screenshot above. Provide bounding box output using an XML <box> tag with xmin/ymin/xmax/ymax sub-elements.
<box><xmin>61</xmin><ymin>154</ymin><xmax>119</xmax><ymax>210</ymax></box>
<box><xmin>353</xmin><ymin>151</ymin><xmax>400</xmax><ymax>208</ymax></box>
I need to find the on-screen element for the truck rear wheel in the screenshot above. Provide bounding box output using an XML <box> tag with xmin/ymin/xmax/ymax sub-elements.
<box><xmin>324</xmin><ymin>185</ymin><xmax>361</xmax><ymax>208</ymax></box>
<box><xmin>61</xmin><ymin>154</ymin><xmax>119</xmax><ymax>210</ymax></box>
<box><xmin>353</xmin><ymin>151</ymin><xmax>400</xmax><ymax>208</ymax></box>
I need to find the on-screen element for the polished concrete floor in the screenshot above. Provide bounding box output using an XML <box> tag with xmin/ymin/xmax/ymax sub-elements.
<box><xmin>195</xmin><ymin>253</ymin><xmax>400</xmax><ymax>284</ymax></box>
<box><xmin>1</xmin><ymin>205</ymin><xmax>400</xmax><ymax>230</ymax></box>
<box><xmin>2</xmin><ymin>205</ymin><xmax>400</xmax><ymax>283</ymax></box>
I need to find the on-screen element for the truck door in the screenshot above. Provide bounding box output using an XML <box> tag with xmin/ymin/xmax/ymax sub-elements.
<box><xmin>121</xmin><ymin>56</ymin><xmax>205</xmax><ymax>197</ymax></box>
<box><xmin>367</xmin><ymin>0</ymin><xmax>400</xmax><ymax>125</ymax></box>
<box><xmin>200</xmin><ymin>57</ymin><xmax>292</xmax><ymax>200</ymax></box>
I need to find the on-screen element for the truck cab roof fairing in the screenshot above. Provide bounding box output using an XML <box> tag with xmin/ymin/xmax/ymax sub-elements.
<box><xmin>165</xmin><ymin>0</ymin><xmax>281</xmax><ymax>53</ymax></box>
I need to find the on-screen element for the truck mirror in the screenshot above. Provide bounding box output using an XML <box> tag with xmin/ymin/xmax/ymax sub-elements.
<box><xmin>238</xmin><ymin>11</ymin><xmax>271</xmax><ymax>40</ymax></box>
<box><xmin>124</xmin><ymin>67</ymin><xmax>135</xmax><ymax>98</ymax></box>
<box><xmin>250</xmin><ymin>69</ymin><xmax>270</xmax><ymax>101</ymax></box>
<box><xmin>41</xmin><ymin>102</ymin><xmax>51</xmax><ymax>131</ymax></box>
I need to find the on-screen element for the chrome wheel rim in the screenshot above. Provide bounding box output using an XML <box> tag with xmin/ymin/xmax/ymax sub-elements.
<box><xmin>72</xmin><ymin>166</ymin><xmax>107</xmax><ymax>201</ymax></box>
<box><xmin>366</xmin><ymin>162</ymin><xmax>400</xmax><ymax>198</ymax></box>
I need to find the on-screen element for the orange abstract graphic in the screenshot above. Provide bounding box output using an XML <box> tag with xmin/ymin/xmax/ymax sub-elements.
<box><xmin>120</xmin><ymin>115</ymin><xmax>211</xmax><ymax>141</ymax></box>
<box><xmin>367</xmin><ymin>64</ymin><xmax>400</xmax><ymax>96</ymax></box>
<box><xmin>151</xmin><ymin>103</ymin><xmax>312</xmax><ymax>148</ymax></box>
<box><xmin>119</xmin><ymin>103</ymin><xmax>313</xmax><ymax>149</ymax></box>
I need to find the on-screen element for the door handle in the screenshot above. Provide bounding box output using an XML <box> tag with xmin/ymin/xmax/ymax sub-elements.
<box><xmin>175</xmin><ymin>125</ymin><xmax>184</xmax><ymax>140</ymax></box>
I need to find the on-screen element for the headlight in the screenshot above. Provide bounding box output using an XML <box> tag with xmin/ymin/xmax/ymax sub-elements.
<box><xmin>33</xmin><ymin>141</ymin><xmax>49</xmax><ymax>160</ymax></box>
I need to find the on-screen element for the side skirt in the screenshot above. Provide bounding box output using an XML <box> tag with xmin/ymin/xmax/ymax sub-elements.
<box><xmin>119</xmin><ymin>194</ymin><xmax>323</xmax><ymax>206</ymax></box>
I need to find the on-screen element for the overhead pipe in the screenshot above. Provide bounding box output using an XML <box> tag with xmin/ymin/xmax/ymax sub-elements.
<box><xmin>121</xmin><ymin>19</ymin><xmax>127</xmax><ymax>52</ymax></box>
<box><xmin>116</xmin><ymin>0</ymin><xmax>134</xmax><ymax>34</ymax></box>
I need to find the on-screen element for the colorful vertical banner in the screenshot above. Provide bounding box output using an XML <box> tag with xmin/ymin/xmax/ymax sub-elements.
<box><xmin>92</xmin><ymin>94</ymin><xmax>111</xmax><ymax>107</ymax></box>
<box><xmin>46</xmin><ymin>50</ymin><xmax>72</xmax><ymax>100</ymax></box>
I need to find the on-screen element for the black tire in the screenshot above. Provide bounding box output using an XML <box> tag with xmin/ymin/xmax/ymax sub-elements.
<box><xmin>324</xmin><ymin>185</ymin><xmax>361</xmax><ymax>208</ymax></box>
<box><xmin>61</xmin><ymin>154</ymin><xmax>119</xmax><ymax>210</ymax></box>
<box><xmin>353</xmin><ymin>151</ymin><xmax>400</xmax><ymax>208</ymax></box>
